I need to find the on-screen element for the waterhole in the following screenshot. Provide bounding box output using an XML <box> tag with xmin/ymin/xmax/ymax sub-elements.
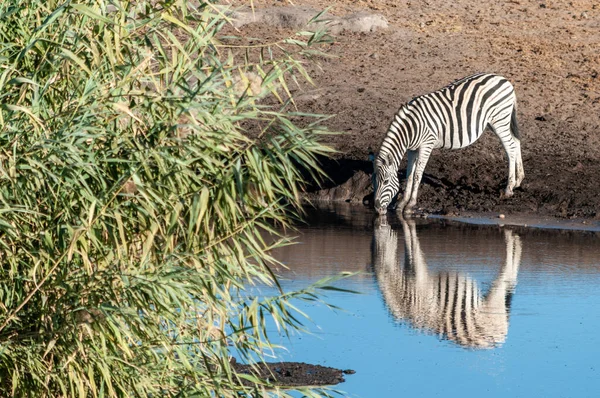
<box><xmin>262</xmin><ymin>204</ymin><xmax>600</xmax><ymax>397</ymax></box>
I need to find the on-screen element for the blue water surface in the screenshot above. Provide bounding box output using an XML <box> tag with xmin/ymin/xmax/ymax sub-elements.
<box><xmin>256</xmin><ymin>205</ymin><xmax>600</xmax><ymax>398</ymax></box>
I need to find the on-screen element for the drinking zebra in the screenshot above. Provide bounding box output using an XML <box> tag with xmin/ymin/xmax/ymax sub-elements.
<box><xmin>371</xmin><ymin>219</ymin><xmax>522</xmax><ymax>349</ymax></box>
<box><xmin>374</xmin><ymin>73</ymin><xmax>525</xmax><ymax>215</ymax></box>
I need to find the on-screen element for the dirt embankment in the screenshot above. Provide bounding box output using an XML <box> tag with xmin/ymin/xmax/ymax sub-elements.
<box><xmin>225</xmin><ymin>0</ymin><xmax>600</xmax><ymax>220</ymax></box>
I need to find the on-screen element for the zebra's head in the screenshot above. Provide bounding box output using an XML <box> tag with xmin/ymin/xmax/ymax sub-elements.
<box><xmin>374</xmin><ymin>155</ymin><xmax>399</xmax><ymax>215</ymax></box>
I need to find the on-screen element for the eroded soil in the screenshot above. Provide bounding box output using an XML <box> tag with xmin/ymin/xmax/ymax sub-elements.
<box><xmin>224</xmin><ymin>0</ymin><xmax>600</xmax><ymax>219</ymax></box>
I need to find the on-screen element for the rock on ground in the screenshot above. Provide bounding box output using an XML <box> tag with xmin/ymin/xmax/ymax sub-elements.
<box><xmin>232</xmin><ymin>360</ymin><xmax>353</xmax><ymax>387</ymax></box>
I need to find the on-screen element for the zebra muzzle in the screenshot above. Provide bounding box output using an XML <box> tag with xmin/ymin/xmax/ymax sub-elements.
<box><xmin>374</xmin><ymin>201</ymin><xmax>387</xmax><ymax>215</ymax></box>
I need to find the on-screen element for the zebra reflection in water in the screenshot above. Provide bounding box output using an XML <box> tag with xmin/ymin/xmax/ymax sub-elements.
<box><xmin>371</xmin><ymin>219</ymin><xmax>522</xmax><ymax>349</ymax></box>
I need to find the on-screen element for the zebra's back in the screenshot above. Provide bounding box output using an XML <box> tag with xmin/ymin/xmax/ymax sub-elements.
<box><xmin>408</xmin><ymin>73</ymin><xmax>516</xmax><ymax>150</ymax></box>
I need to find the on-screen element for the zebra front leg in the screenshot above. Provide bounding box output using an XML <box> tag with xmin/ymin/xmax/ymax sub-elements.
<box><xmin>403</xmin><ymin>147</ymin><xmax>433</xmax><ymax>215</ymax></box>
<box><xmin>395</xmin><ymin>150</ymin><xmax>417</xmax><ymax>213</ymax></box>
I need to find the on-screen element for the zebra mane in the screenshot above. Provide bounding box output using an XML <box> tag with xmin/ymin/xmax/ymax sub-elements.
<box><xmin>447</xmin><ymin>72</ymin><xmax>487</xmax><ymax>89</ymax></box>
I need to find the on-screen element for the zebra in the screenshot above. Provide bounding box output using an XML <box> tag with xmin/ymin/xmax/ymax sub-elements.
<box><xmin>373</xmin><ymin>73</ymin><xmax>525</xmax><ymax>215</ymax></box>
<box><xmin>371</xmin><ymin>218</ymin><xmax>522</xmax><ymax>349</ymax></box>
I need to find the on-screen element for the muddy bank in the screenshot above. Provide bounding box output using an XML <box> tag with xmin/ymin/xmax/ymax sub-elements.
<box><xmin>303</xmin><ymin>155</ymin><xmax>600</xmax><ymax>221</ymax></box>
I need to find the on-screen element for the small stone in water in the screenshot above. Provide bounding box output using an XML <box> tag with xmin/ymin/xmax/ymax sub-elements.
<box><xmin>498</xmin><ymin>214</ymin><xmax>506</xmax><ymax>219</ymax></box>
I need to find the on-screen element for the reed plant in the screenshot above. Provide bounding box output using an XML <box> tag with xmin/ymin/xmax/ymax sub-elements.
<box><xmin>0</xmin><ymin>1</ymin><xmax>339</xmax><ymax>396</ymax></box>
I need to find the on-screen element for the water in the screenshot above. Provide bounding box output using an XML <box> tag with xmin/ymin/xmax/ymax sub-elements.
<box><xmin>262</xmin><ymin>204</ymin><xmax>600</xmax><ymax>398</ymax></box>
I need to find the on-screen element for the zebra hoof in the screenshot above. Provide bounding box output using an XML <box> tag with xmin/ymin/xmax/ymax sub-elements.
<box><xmin>501</xmin><ymin>190</ymin><xmax>514</xmax><ymax>199</ymax></box>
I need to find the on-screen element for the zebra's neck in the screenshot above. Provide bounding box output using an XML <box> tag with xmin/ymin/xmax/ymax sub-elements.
<box><xmin>378</xmin><ymin>105</ymin><xmax>414</xmax><ymax>166</ymax></box>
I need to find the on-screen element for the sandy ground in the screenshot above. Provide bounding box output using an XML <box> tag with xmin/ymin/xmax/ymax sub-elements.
<box><xmin>224</xmin><ymin>0</ymin><xmax>600</xmax><ymax>220</ymax></box>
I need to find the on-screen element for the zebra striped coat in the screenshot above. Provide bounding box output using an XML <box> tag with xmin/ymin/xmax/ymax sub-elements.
<box><xmin>371</xmin><ymin>219</ymin><xmax>522</xmax><ymax>349</ymax></box>
<box><xmin>374</xmin><ymin>73</ymin><xmax>525</xmax><ymax>215</ymax></box>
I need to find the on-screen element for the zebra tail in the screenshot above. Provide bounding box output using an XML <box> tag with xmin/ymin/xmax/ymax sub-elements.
<box><xmin>510</xmin><ymin>108</ymin><xmax>520</xmax><ymax>140</ymax></box>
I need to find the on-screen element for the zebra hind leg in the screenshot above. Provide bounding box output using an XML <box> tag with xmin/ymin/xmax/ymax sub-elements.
<box><xmin>510</xmin><ymin>106</ymin><xmax>525</xmax><ymax>188</ymax></box>
<box><xmin>514</xmin><ymin>138</ymin><xmax>525</xmax><ymax>188</ymax></box>
<box><xmin>503</xmin><ymin>156</ymin><xmax>517</xmax><ymax>198</ymax></box>
<box><xmin>490</xmin><ymin>122</ymin><xmax>518</xmax><ymax>197</ymax></box>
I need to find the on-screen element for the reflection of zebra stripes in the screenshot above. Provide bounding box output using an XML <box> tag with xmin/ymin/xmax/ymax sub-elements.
<box><xmin>371</xmin><ymin>219</ymin><xmax>522</xmax><ymax>349</ymax></box>
<box><xmin>374</xmin><ymin>73</ymin><xmax>525</xmax><ymax>215</ymax></box>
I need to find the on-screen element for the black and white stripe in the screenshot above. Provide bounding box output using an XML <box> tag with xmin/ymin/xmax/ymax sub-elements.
<box><xmin>374</xmin><ymin>73</ymin><xmax>524</xmax><ymax>215</ymax></box>
<box><xmin>371</xmin><ymin>219</ymin><xmax>522</xmax><ymax>349</ymax></box>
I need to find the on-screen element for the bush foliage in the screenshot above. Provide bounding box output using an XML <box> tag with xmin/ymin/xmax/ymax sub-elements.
<box><xmin>0</xmin><ymin>1</ymin><xmax>337</xmax><ymax>396</ymax></box>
